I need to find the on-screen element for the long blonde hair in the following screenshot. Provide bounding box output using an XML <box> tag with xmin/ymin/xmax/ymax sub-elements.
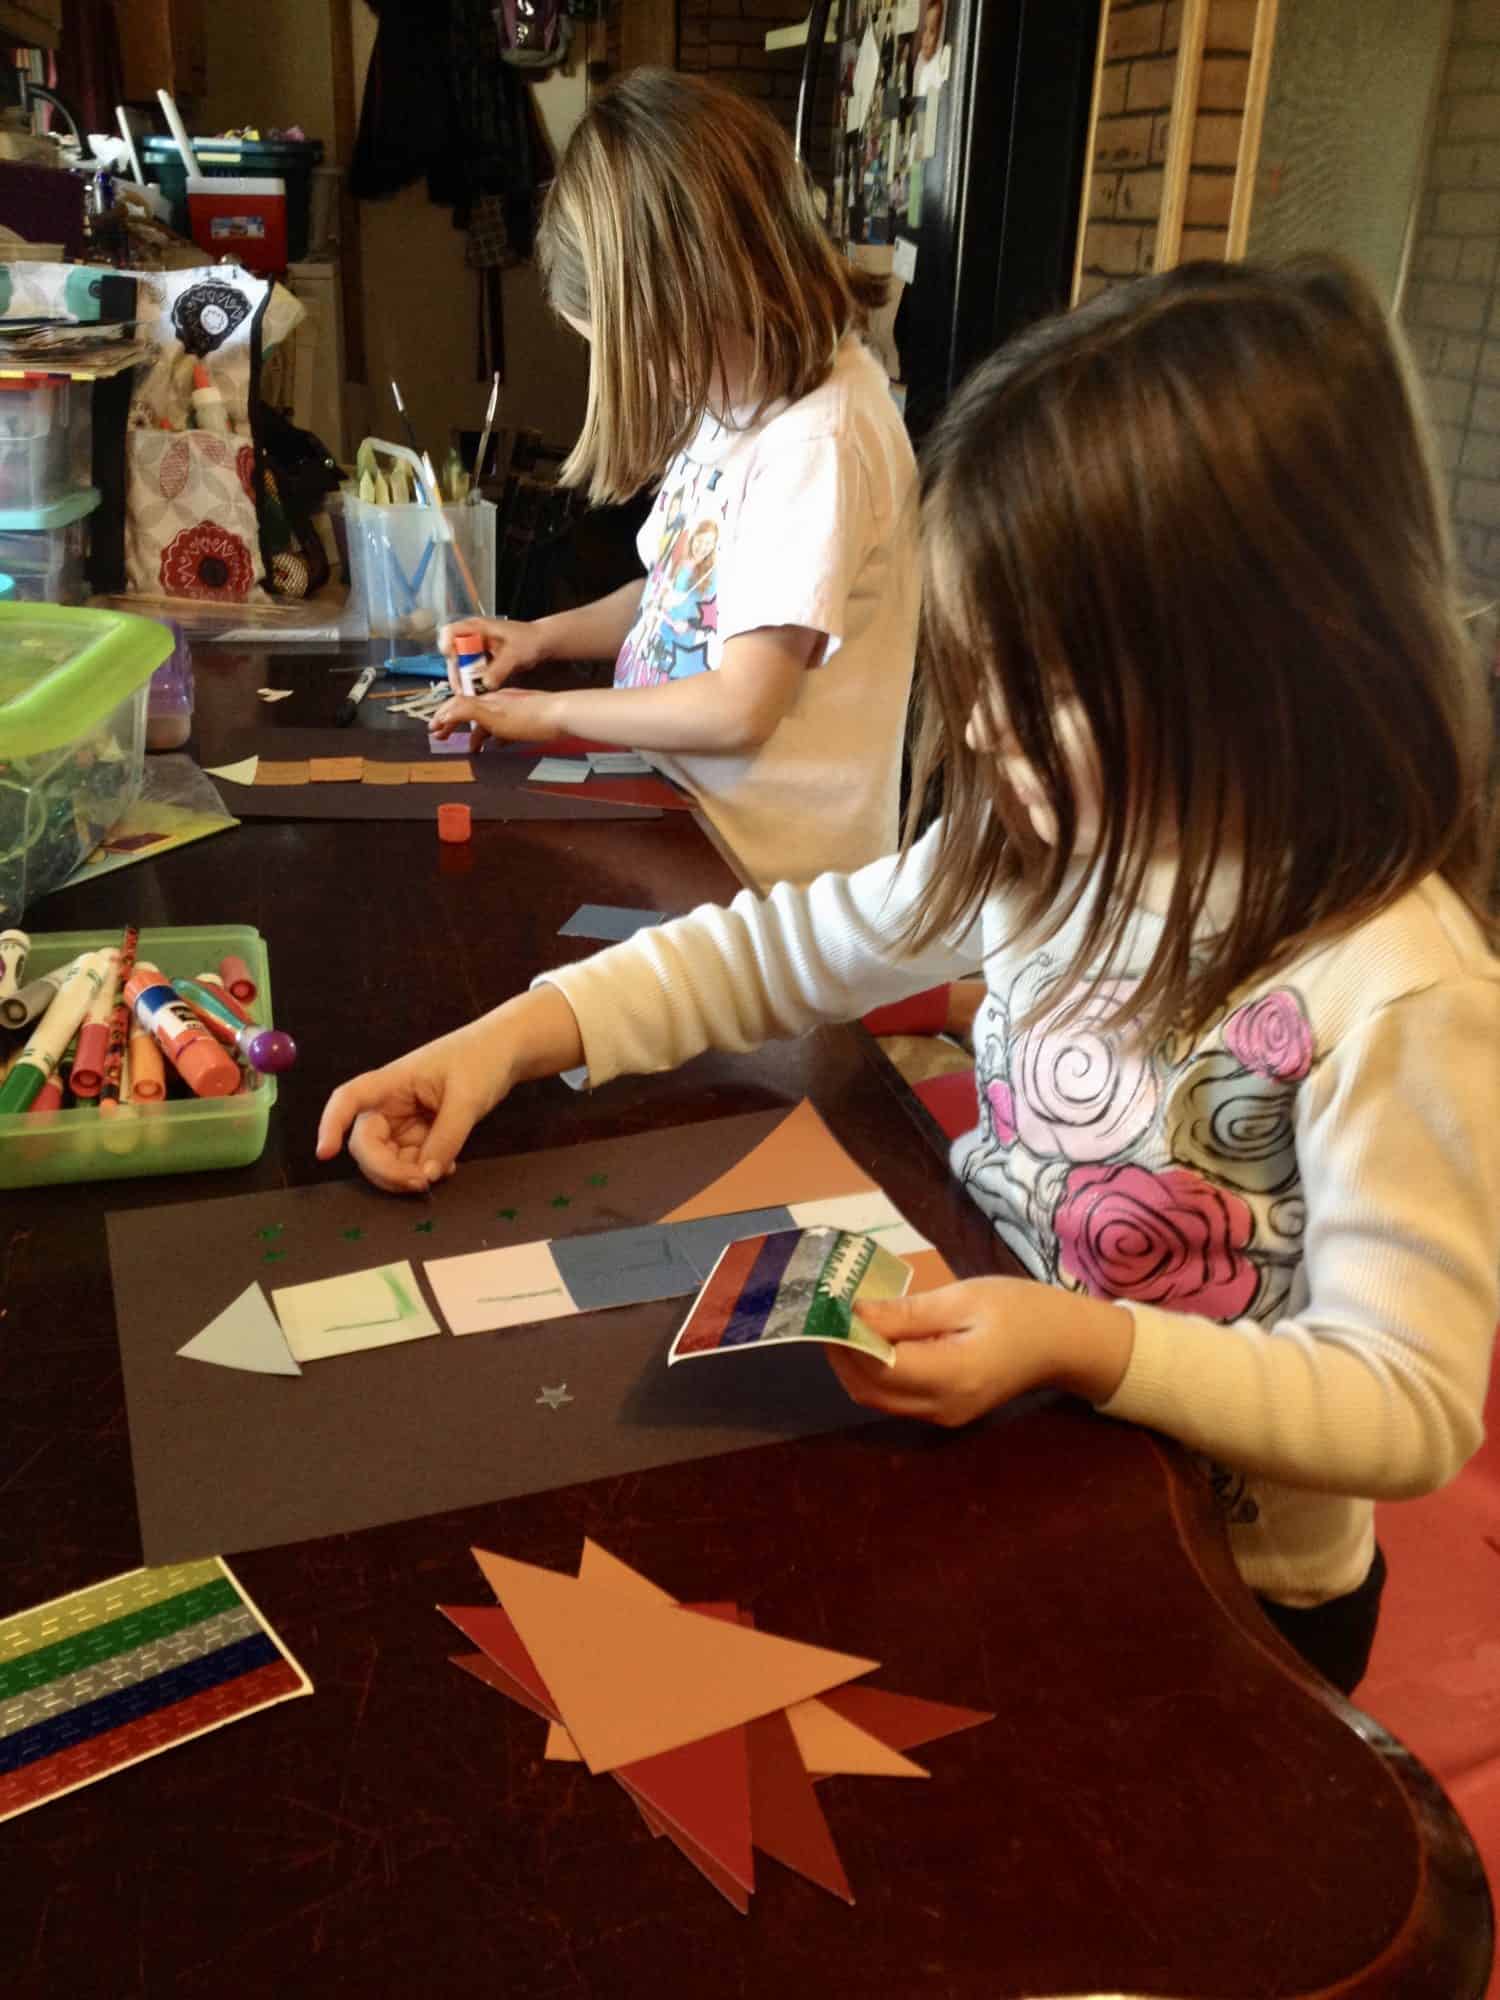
<box><xmin>539</xmin><ymin>68</ymin><xmax>881</xmax><ymax>505</ymax></box>
<box><xmin>906</xmin><ymin>256</ymin><xmax>1497</xmax><ymax>1039</ymax></box>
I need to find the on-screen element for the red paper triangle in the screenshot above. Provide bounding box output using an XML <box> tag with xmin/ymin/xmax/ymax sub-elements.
<box><xmin>614</xmin><ymin>1724</ymin><xmax>754</xmax><ymax>1901</ymax></box>
<box><xmin>617</xmin><ymin>1772</ymin><xmax>751</xmax><ymax>1912</ymax></box>
<box><xmin>440</xmin><ymin>1603</ymin><xmax>559</xmax><ymax>1721</ymax></box>
<box><xmin>449</xmin><ymin>1649</ymin><xmax>557</xmax><ymax>1725</ymax></box>
<box><xmin>747</xmin><ymin>1705</ymin><xmax>853</xmax><ymax>1904</ymax></box>
<box><xmin>815</xmin><ymin>1684</ymin><xmax>992</xmax><ymax>1758</ymax></box>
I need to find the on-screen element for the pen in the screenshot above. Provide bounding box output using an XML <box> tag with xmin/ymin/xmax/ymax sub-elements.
<box><xmin>336</xmin><ymin>662</ymin><xmax>380</xmax><ymax>727</ymax></box>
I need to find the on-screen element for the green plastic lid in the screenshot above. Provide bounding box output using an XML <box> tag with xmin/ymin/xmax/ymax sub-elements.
<box><xmin>0</xmin><ymin>488</ymin><xmax>100</xmax><ymax>535</ymax></box>
<box><xmin>0</xmin><ymin>602</ymin><xmax>174</xmax><ymax>759</ymax></box>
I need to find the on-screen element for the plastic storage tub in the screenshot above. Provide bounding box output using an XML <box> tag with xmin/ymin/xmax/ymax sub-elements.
<box><xmin>143</xmin><ymin>136</ymin><xmax>324</xmax><ymax>262</ymax></box>
<box><xmin>0</xmin><ymin>602</ymin><xmax>174</xmax><ymax>924</ymax></box>
<box><xmin>344</xmin><ymin>496</ymin><xmax>496</xmax><ymax>639</ymax></box>
<box><xmin>0</xmin><ymin>923</ymin><xmax>275</xmax><ymax>1189</ymax></box>
<box><xmin>0</xmin><ymin>490</ymin><xmax>99</xmax><ymax>605</ymax></box>
<box><xmin>0</xmin><ymin>378</ymin><xmax>92</xmax><ymax>511</ymax></box>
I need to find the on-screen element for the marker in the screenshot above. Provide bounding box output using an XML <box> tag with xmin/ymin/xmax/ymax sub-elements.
<box><xmin>128</xmin><ymin>1029</ymin><xmax>166</xmax><ymax>1101</ymax></box>
<box><xmin>3</xmin><ymin>952</ymin><xmax>87</xmax><ymax>1031</ymax></box>
<box><xmin>98</xmin><ymin>924</ymin><xmax>140</xmax><ymax>1109</ymax></box>
<box><xmin>27</xmin><ymin>1075</ymin><xmax>65</xmax><ymax>1116</ymax></box>
<box><xmin>196</xmin><ymin>971</ymin><xmax>256</xmax><ymax>1024</ymax></box>
<box><xmin>173</xmin><ymin>979</ymin><xmax>296</xmax><ymax>1073</ymax></box>
<box><xmin>126</xmin><ymin>963</ymin><xmax>240</xmax><ymax>1098</ymax></box>
<box><xmin>68</xmin><ymin>948</ymin><xmax>122</xmax><ymax>1098</ymax></box>
<box><xmin>336</xmin><ymin>661</ymin><xmax>380</xmax><ymax>726</ymax></box>
<box><xmin>219</xmin><ymin>954</ymin><xmax>257</xmax><ymax>1004</ymax></box>
<box><xmin>0</xmin><ymin>952</ymin><xmax>111</xmax><ymax>1113</ymax></box>
<box><xmin>0</xmin><ymin>929</ymin><xmax>28</xmax><ymax>1006</ymax></box>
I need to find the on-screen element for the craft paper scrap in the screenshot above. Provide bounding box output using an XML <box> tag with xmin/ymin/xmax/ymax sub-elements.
<box><xmin>271</xmin><ymin>1261</ymin><xmax>441</xmax><ymax>1363</ymax></box>
<box><xmin>588</xmin><ymin>751</ymin><xmax>653</xmax><ymax>776</ymax></box>
<box><xmin>558</xmin><ymin>906</ymin><xmax>664</xmax><ymax>944</ymax></box>
<box><xmin>204</xmin><ymin>757</ymin><xmax>259</xmax><ymax>787</ymax></box>
<box><xmin>254</xmin><ymin>761</ymin><xmax>311</xmax><ymax>787</ymax></box>
<box><xmin>309</xmin><ymin>756</ymin><xmax>364</xmax><ymax>784</ymax></box>
<box><xmin>0</xmin><ymin>1557</ymin><xmax>310</xmax><ymax>1822</ymax></box>
<box><xmin>787</xmin><ymin>1193</ymin><xmax>932</xmax><ymax>1258</ymax></box>
<box><xmin>668</xmin><ymin>1229</ymin><xmax>906</xmax><ymax>1368</ymax></box>
<box><xmin>669</xmin><ymin>1207</ymin><xmax>799</xmax><ymax>1280</ymax></box>
<box><xmin>255</xmin><ymin>687</ymin><xmax>294</xmax><ymax>703</ymax></box>
<box><xmin>550</xmin><ymin>1223</ymin><xmax>701</xmax><ymax>1312</ymax></box>
<box><xmin>409</xmin><ymin>762</ymin><xmax>474</xmax><ymax>785</ymax></box>
<box><xmin>177</xmin><ymin>1282</ymin><xmax>301</xmax><ymax>1377</ymax></box>
<box><xmin>361</xmin><ymin>762</ymin><xmax>411</xmax><ymax>786</ymax></box>
<box><xmin>783</xmin><ymin>1697</ymin><xmax>927</xmax><ymax>1778</ymax></box>
<box><xmin>529</xmin><ymin>758</ymin><xmax>591</xmax><ymax>784</ymax></box>
<box><xmin>424</xmin><ymin>1241</ymin><xmax>575</xmax><ymax>1337</ymax></box>
<box><xmin>470</xmin><ymin>1548</ymin><xmax>879</xmax><ymax>1774</ymax></box>
<box><xmin>426</xmin><ymin>731</ymin><xmax>472</xmax><ymax>755</ymax></box>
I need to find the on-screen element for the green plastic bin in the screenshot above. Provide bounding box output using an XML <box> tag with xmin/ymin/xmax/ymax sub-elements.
<box><xmin>142</xmin><ymin>136</ymin><xmax>325</xmax><ymax>262</ymax></box>
<box><xmin>0</xmin><ymin>924</ymin><xmax>275</xmax><ymax>1189</ymax></box>
<box><xmin>0</xmin><ymin>602</ymin><xmax>174</xmax><ymax>925</ymax></box>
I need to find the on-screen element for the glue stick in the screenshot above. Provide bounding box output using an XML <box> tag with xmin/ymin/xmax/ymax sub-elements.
<box><xmin>190</xmin><ymin>363</ymin><xmax>230</xmax><ymax>435</ymax></box>
<box><xmin>451</xmin><ymin>628</ymin><xmax>487</xmax><ymax>698</ymax></box>
<box><xmin>125</xmin><ymin>962</ymin><xmax>240</xmax><ymax>1098</ymax></box>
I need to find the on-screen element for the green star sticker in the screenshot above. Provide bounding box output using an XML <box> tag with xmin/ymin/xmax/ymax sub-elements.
<box><xmin>263</xmin><ymin>1248</ymin><xmax>287</xmax><ymax>1263</ymax></box>
<box><xmin>341</xmin><ymin>1227</ymin><xmax>364</xmax><ymax>1242</ymax></box>
<box><xmin>256</xmin><ymin>1225</ymin><xmax>284</xmax><ymax>1241</ymax></box>
<box><xmin>586</xmin><ymin>1172</ymin><xmax>608</xmax><ymax>1188</ymax></box>
<box><xmin>414</xmin><ymin>1219</ymin><xmax>435</xmax><ymax>1234</ymax></box>
<box><xmin>549</xmin><ymin>1194</ymin><xmax>571</xmax><ymax>1210</ymax></box>
<box><xmin>496</xmin><ymin>1207</ymin><xmax>519</xmax><ymax>1222</ymax></box>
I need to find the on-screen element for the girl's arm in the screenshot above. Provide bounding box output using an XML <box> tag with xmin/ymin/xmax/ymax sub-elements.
<box><xmin>442</xmin><ymin>582</ymin><xmax>648</xmax><ymax>685</ymax></box>
<box><xmin>432</xmin><ymin>624</ymin><xmax>818</xmax><ymax>754</ymax></box>
<box><xmin>318</xmin><ymin>824</ymin><xmax>987</xmax><ymax>1191</ymax></box>
<box><xmin>838</xmin><ymin>977</ymin><xmax>1500</xmax><ymax>1500</ymax></box>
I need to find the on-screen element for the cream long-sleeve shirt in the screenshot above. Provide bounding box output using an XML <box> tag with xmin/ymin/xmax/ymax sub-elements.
<box><xmin>538</xmin><ymin>826</ymin><xmax>1500</xmax><ymax>1607</ymax></box>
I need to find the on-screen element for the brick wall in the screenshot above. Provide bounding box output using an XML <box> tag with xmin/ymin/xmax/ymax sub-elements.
<box><xmin>1401</xmin><ymin>0</ymin><xmax>1500</xmax><ymax>600</ymax></box>
<box><xmin>1078</xmin><ymin>0</ymin><xmax>1258</xmax><ymax>301</ymax></box>
<box><xmin>679</xmin><ymin>1</ymin><xmax>810</xmax><ymax>135</ymax></box>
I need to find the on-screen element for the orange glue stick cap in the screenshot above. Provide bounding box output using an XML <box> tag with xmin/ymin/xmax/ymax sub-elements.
<box><xmin>174</xmin><ymin>1034</ymin><xmax>241</xmax><ymax>1098</ymax></box>
<box><xmin>437</xmin><ymin>802</ymin><xmax>471</xmax><ymax>843</ymax></box>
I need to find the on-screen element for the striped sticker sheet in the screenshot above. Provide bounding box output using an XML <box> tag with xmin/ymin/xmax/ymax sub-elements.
<box><xmin>0</xmin><ymin>1557</ymin><xmax>311</xmax><ymax>1821</ymax></box>
<box><xmin>668</xmin><ymin>1228</ymin><xmax>911</xmax><ymax>1369</ymax></box>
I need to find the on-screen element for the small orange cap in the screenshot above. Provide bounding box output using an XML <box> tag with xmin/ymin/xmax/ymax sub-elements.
<box><xmin>437</xmin><ymin>802</ymin><xmax>472</xmax><ymax>843</ymax></box>
<box><xmin>175</xmin><ymin>1035</ymin><xmax>241</xmax><ymax>1098</ymax></box>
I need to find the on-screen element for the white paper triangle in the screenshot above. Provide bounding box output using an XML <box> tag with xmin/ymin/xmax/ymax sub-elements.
<box><xmin>205</xmin><ymin>757</ymin><xmax>260</xmax><ymax>787</ymax></box>
<box><xmin>177</xmin><ymin>1282</ymin><xmax>302</xmax><ymax>1376</ymax></box>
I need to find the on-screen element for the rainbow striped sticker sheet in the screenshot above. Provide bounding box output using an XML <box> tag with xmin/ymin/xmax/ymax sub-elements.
<box><xmin>667</xmin><ymin>1227</ymin><xmax>909</xmax><ymax>1370</ymax></box>
<box><xmin>0</xmin><ymin>1556</ymin><xmax>311</xmax><ymax>1822</ymax></box>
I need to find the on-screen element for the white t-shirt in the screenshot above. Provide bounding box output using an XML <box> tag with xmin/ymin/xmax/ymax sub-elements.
<box><xmin>613</xmin><ymin>337</ymin><xmax>920</xmax><ymax>891</ymax></box>
<box><xmin>539</xmin><ymin>827</ymin><xmax>1500</xmax><ymax>1608</ymax></box>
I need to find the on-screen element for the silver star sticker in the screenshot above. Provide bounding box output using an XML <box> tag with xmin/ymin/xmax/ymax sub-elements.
<box><xmin>535</xmin><ymin>1383</ymin><xmax>574</xmax><ymax>1410</ymax></box>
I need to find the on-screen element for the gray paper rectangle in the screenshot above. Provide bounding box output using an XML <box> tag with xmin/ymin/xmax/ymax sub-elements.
<box><xmin>668</xmin><ymin>1206</ymin><xmax>798</xmax><ymax>1279</ymax></box>
<box><xmin>558</xmin><ymin>905</ymin><xmax>664</xmax><ymax>943</ymax></box>
<box><xmin>550</xmin><ymin>1222</ymin><xmax>703</xmax><ymax>1310</ymax></box>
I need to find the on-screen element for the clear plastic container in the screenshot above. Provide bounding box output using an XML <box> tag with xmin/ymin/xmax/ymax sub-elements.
<box><xmin>344</xmin><ymin>497</ymin><xmax>496</xmax><ymax>640</ymax></box>
<box><xmin>0</xmin><ymin>923</ymin><xmax>275</xmax><ymax>1189</ymax></box>
<box><xmin>145</xmin><ymin>618</ymin><xmax>194</xmax><ymax>751</ymax></box>
<box><xmin>0</xmin><ymin>379</ymin><xmax>92</xmax><ymax>511</ymax></box>
<box><xmin>0</xmin><ymin>489</ymin><xmax>100</xmax><ymax>606</ymax></box>
<box><xmin>0</xmin><ymin>602</ymin><xmax>174</xmax><ymax>924</ymax></box>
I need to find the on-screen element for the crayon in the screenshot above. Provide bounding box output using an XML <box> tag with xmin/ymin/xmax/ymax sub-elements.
<box><xmin>68</xmin><ymin>949</ymin><xmax>122</xmax><ymax>1098</ymax></box>
<box><xmin>125</xmin><ymin>963</ymin><xmax>240</xmax><ymax>1098</ymax></box>
<box><xmin>98</xmin><ymin>925</ymin><xmax>140</xmax><ymax>1109</ymax></box>
<box><xmin>0</xmin><ymin>929</ymin><xmax>28</xmax><ymax>1007</ymax></box>
<box><xmin>3</xmin><ymin>952</ymin><xmax>87</xmax><ymax>1031</ymax></box>
<box><xmin>220</xmin><ymin>954</ymin><xmax>257</xmax><ymax>1004</ymax></box>
<box><xmin>0</xmin><ymin>953</ymin><xmax>110</xmax><ymax>1113</ymax></box>
<box><xmin>173</xmin><ymin>979</ymin><xmax>296</xmax><ymax>1073</ymax></box>
<box><xmin>128</xmin><ymin>1029</ymin><xmax>166</xmax><ymax>1101</ymax></box>
<box><xmin>196</xmin><ymin>970</ymin><xmax>255</xmax><ymax>1025</ymax></box>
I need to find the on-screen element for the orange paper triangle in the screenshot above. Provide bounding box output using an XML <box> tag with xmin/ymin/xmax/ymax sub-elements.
<box><xmin>659</xmin><ymin>1100</ymin><xmax>877</xmax><ymax>1223</ymax></box>
<box><xmin>472</xmin><ymin>1548</ymin><xmax>878</xmax><ymax>1774</ymax></box>
<box><xmin>784</xmin><ymin>1697</ymin><xmax>928</xmax><ymax>1778</ymax></box>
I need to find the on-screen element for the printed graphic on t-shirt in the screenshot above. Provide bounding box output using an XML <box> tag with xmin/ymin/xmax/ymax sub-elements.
<box><xmin>616</xmin><ymin>457</ymin><xmax>729</xmax><ymax>688</ymax></box>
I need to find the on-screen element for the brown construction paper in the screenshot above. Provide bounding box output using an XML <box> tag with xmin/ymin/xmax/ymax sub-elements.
<box><xmin>360</xmin><ymin>762</ymin><xmax>411</xmax><ymax>786</ymax></box>
<box><xmin>253</xmin><ymin>760</ymin><xmax>310</xmax><ymax>787</ymax></box>
<box><xmin>410</xmin><ymin>762</ymin><xmax>474</xmax><ymax>785</ymax></box>
<box><xmin>309</xmin><ymin>756</ymin><xmax>365</xmax><ymax>783</ymax></box>
<box><xmin>784</xmin><ymin>1698</ymin><xmax>928</xmax><ymax>1779</ymax></box>
<box><xmin>661</xmin><ymin>1098</ymin><xmax>880</xmax><ymax>1223</ymax></box>
<box><xmin>746</xmin><ymin>1706</ymin><xmax>853</xmax><ymax>1905</ymax></box>
<box><xmin>109</xmin><ymin>1108</ymin><xmax>893</xmax><ymax>1564</ymax></box>
<box><xmin>470</xmin><ymin>1549</ymin><xmax>878</xmax><ymax>1774</ymax></box>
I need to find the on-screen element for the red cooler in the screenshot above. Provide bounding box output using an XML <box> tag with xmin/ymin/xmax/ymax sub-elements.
<box><xmin>185</xmin><ymin>176</ymin><xmax>288</xmax><ymax>275</ymax></box>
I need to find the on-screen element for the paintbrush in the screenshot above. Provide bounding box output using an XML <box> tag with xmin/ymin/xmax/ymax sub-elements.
<box><xmin>391</xmin><ymin>380</ymin><xmax>425</xmax><ymax>485</ymax></box>
<box><xmin>469</xmin><ymin>371</ymin><xmax>501</xmax><ymax>503</ymax></box>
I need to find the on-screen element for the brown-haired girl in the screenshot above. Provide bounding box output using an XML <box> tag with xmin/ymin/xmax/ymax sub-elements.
<box><xmin>324</xmin><ymin>258</ymin><xmax>1500</xmax><ymax>1693</ymax></box>
<box><xmin>431</xmin><ymin>68</ymin><xmax>920</xmax><ymax>891</ymax></box>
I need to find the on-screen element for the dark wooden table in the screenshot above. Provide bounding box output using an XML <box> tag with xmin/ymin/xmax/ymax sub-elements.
<box><xmin>1</xmin><ymin>646</ymin><xmax>1491</xmax><ymax>2000</ymax></box>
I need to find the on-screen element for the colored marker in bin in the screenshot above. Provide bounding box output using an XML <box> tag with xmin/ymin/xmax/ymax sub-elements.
<box><xmin>174</xmin><ymin>979</ymin><xmax>296</xmax><ymax>1074</ymax></box>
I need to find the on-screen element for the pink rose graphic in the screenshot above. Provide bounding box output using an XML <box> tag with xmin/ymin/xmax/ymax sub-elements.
<box><xmin>1056</xmin><ymin>1161</ymin><xmax>1257</xmax><ymax>1318</ymax></box>
<box><xmin>1222</xmin><ymin>990</ymin><xmax>1312</xmax><ymax>1082</ymax></box>
<box><xmin>1012</xmin><ymin>978</ymin><xmax>1159</xmax><ymax>1163</ymax></box>
<box><xmin>985</xmin><ymin>1078</ymin><xmax>1017</xmax><ymax>1147</ymax></box>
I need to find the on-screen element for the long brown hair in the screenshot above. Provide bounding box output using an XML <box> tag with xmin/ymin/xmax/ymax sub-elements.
<box><xmin>538</xmin><ymin>68</ymin><xmax>882</xmax><ymax>505</ymax></box>
<box><xmin>906</xmin><ymin>256</ymin><xmax>1496</xmax><ymax>1039</ymax></box>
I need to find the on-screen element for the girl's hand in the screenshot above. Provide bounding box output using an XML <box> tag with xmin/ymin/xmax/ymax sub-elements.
<box><xmin>316</xmin><ymin>1019</ymin><xmax>515</xmax><ymax>1194</ymax></box>
<box><xmin>430</xmin><ymin>688</ymin><xmax>565</xmax><ymax>753</ymax></box>
<box><xmin>439</xmin><ymin>616</ymin><xmax>548</xmax><ymax>694</ymax></box>
<box><xmin>825</xmin><ymin>1276</ymin><xmax>1135</xmax><ymax>1427</ymax></box>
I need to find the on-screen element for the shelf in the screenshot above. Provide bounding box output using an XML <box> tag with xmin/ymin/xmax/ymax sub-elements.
<box><xmin>765</xmin><ymin>13</ymin><xmax>838</xmax><ymax>53</ymax></box>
